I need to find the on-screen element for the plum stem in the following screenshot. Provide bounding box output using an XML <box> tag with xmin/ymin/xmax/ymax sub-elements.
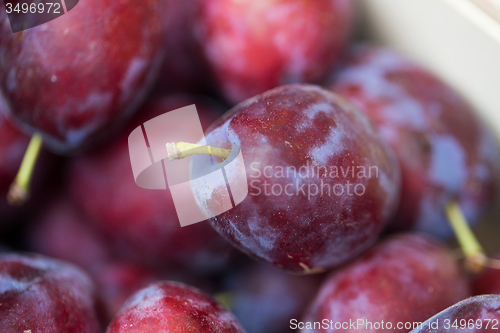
<box><xmin>7</xmin><ymin>133</ymin><xmax>43</xmax><ymax>206</ymax></box>
<box><xmin>445</xmin><ymin>201</ymin><xmax>488</xmax><ymax>273</ymax></box>
<box><xmin>213</xmin><ymin>291</ymin><xmax>234</xmax><ymax>310</ymax></box>
<box><xmin>166</xmin><ymin>142</ymin><xmax>231</xmax><ymax>161</ymax></box>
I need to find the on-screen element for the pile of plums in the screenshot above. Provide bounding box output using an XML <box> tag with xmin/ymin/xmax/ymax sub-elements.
<box><xmin>1</xmin><ymin>0</ymin><xmax>500</xmax><ymax>332</ymax></box>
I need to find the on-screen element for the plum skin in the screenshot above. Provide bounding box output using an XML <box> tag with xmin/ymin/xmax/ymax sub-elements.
<box><xmin>410</xmin><ymin>295</ymin><xmax>500</xmax><ymax>333</ymax></box>
<box><xmin>0</xmin><ymin>253</ymin><xmax>102</xmax><ymax>333</ymax></box>
<box><xmin>302</xmin><ymin>234</ymin><xmax>470</xmax><ymax>333</ymax></box>
<box><xmin>195</xmin><ymin>0</ymin><xmax>355</xmax><ymax>104</ymax></box>
<box><xmin>330</xmin><ymin>45</ymin><xmax>500</xmax><ymax>237</ymax></box>
<box><xmin>106</xmin><ymin>281</ymin><xmax>246</xmax><ymax>333</ymax></box>
<box><xmin>0</xmin><ymin>0</ymin><xmax>167</xmax><ymax>152</ymax></box>
<box><xmin>194</xmin><ymin>84</ymin><xmax>401</xmax><ymax>273</ymax></box>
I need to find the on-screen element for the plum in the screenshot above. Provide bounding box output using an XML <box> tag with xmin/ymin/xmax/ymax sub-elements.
<box><xmin>0</xmin><ymin>253</ymin><xmax>102</xmax><ymax>332</ymax></box>
<box><xmin>0</xmin><ymin>0</ymin><xmax>167</xmax><ymax>152</ymax></box>
<box><xmin>194</xmin><ymin>84</ymin><xmax>400</xmax><ymax>273</ymax></box>
<box><xmin>330</xmin><ymin>45</ymin><xmax>500</xmax><ymax>237</ymax></box>
<box><xmin>195</xmin><ymin>0</ymin><xmax>355</xmax><ymax>103</ymax></box>
<box><xmin>106</xmin><ymin>281</ymin><xmax>246</xmax><ymax>333</ymax></box>
<box><xmin>410</xmin><ymin>295</ymin><xmax>500</xmax><ymax>333</ymax></box>
<box><xmin>301</xmin><ymin>234</ymin><xmax>470</xmax><ymax>332</ymax></box>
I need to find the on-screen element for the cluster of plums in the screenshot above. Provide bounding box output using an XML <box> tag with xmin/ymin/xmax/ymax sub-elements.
<box><xmin>1</xmin><ymin>0</ymin><xmax>500</xmax><ymax>332</ymax></box>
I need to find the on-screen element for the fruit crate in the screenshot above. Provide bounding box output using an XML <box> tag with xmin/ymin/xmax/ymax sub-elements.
<box><xmin>358</xmin><ymin>0</ymin><xmax>500</xmax><ymax>252</ymax></box>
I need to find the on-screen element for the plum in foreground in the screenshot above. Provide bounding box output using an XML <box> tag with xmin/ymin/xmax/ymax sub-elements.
<box><xmin>106</xmin><ymin>281</ymin><xmax>246</xmax><ymax>333</ymax></box>
<box><xmin>194</xmin><ymin>84</ymin><xmax>401</xmax><ymax>273</ymax></box>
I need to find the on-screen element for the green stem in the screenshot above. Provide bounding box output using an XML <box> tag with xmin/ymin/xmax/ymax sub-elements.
<box><xmin>7</xmin><ymin>133</ymin><xmax>43</xmax><ymax>206</ymax></box>
<box><xmin>445</xmin><ymin>201</ymin><xmax>486</xmax><ymax>272</ymax></box>
<box><xmin>214</xmin><ymin>292</ymin><xmax>234</xmax><ymax>310</ymax></box>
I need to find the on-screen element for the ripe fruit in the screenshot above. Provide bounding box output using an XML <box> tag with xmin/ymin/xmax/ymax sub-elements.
<box><xmin>302</xmin><ymin>234</ymin><xmax>470</xmax><ymax>332</ymax></box>
<box><xmin>0</xmin><ymin>0</ymin><xmax>167</xmax><ymax>152</ymax></box>
<box><xmin>330</xmin><ymin>45</ymin><xmax>500</xmax><ymax>237</ymax></box>
<box><xmin>222</xmin><ymin>260</ymin><xmax>324</xmax><ymax>333</ymax></box>
<box><xmin>195</xmin><ymin>0</ymin><xmax>355</xmax><ymax>103</ymax></box>
<box><xmin>195</xmin><ymin>84</ymin><xmax>400</xmax><ymax>273</ymax></box>
<box><xmin>106</xmin><ymin>281</ymin><xmax>246</xmax><ymax>333</ymax></box>
<box><xmin>69</xmin><ymin>95</ymin><xmax>232</xmax><ymax>272</ymax></box>
<box><xmin>410</xmin><ymin>295</ymin><xmax>500</xmax><ymax>333</ymax></box>
<box><xmin>0</xmin><ymin>253</ymin><xmax>102</xmax><ymax>333</ymax></box>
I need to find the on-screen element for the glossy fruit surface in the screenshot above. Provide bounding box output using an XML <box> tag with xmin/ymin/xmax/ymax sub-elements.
<box><xmin>302</xmin><ymin>234</ymin><xmax>470</xmax><ymax>333</ymax></box>
<box><xmin>197</xmin><ymin>84</ymin><xmax>400</xmax><ymax>273</ymax></box>
<box><xmin>0</xmin><ymin>253</ymin><xmax>102</xmax><ymax>333</ymax></box>
<box><xmin>106</xmin><ymin>281</ymin><xmax>246</xmax><ymax>333</ymax></box>
<box><xmin>331</xmin><ymin>45</ymin><xmax>500</xmax><ymax>237</ymax></box>
<box><xmin>69</xmin><ymin>95</ymin><xmax>231</xmax><ymax>272</ymax></box>
<box><xmin>410</xmin><ymin>295</ymin><xmax>500</xmax><ymax>333</ymax></box>
<box><xmin>195</xmin><ymin>0</ymin><xmax>354</xmax><ymax>103</ymax></box>
<box><xmin>0</xmin><ymin>0</ymin><xmax>167</xmax><ymax>152</ymax></box>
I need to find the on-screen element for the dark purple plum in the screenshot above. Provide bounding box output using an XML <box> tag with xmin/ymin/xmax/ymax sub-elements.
<box><xmin>0</xmin><ymin>253</ymin><xmax>102</xmax><ymax>333</ymax></box>
<box><xmin>0</xmin><ymin>0</ymin><xmax>167</xmax><ymax>152</ymax></box>
<box><xmin>195</xmin><ymin>0</ymin><xmax>355</xmax><ymax>103</ymax></box>
<box><xmin>301</xmin><ymin>234</ymin><xmax>470</xmax><ymax>332</ymax></box>
<box><xmin>106</xmin><ymin>281</ymin><xmax>246</xmax><ymax>333</ymax></box>
<box><xmin>410</xmin><ymin>295</ymin><xmax>500</xmax><ymax>333</ymax></box>
<box><xmin>194</xmin><ymin>84</ymin><xmax>401</xmax><ymax>273</ymax></box>
<box><xmin>69</xmin><ymin>95</ymin><xmax>232</xmax><ymax>272</ymax></box>
<box><xmin>330</xmin><ymin>45</ymin><xmax>500</xmax><ymax>237</ymax></box>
